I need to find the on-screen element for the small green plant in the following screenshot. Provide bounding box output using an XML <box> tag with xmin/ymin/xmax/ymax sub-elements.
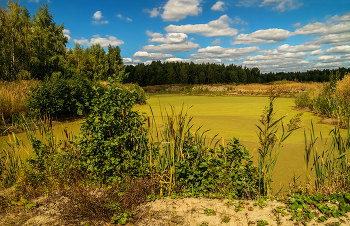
<box><xmin>222</xmin><ymin>215</ymin><xmax>231</xmax><ymax>223</ymax></box>
<box><xmin>199</xmin><ymin>221</ymin><xmax>209</xmax><ymax>226</ymax></box>
<box><xmin>257</xmin><ymin>219</ymin><xmax>269</xmax><ymax>226</ymax></box>
<box><xmin>205</xmin><ymin>208</ymin><xmax>214</xmax><ymax>216</ymax></box>
<box><xmin>234</xmin><ymin>201</ymin><xmax>245</xmax><ymax>212</ymax></box>
<box><xmin>147</xmin><ymin>192</ymin><xmax>156</xmax><ymax>202</ymax></box>
<box><xmin>254</xmin><ymin>198</ymin><xmax>268</xmax><ymax>208</ymax></box>
<box><xmin>110</xmin><ymin>211</ymin><xmax>132</xmax><ymax>225</ymax></box>
<box><xmin>274</xmin><ymin>206</ymin><xmax>288</xmax><ymax>216</ymax></box>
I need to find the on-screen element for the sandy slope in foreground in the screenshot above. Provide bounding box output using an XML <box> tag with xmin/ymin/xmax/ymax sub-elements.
<box><xmin>133</xmin><ymin>197</ymin><xmax>350</xmax><ymax>226</ymax></box>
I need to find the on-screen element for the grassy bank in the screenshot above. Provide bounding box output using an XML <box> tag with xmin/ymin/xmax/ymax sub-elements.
<box><xmin>142</xmin><ymin>81</ymin><xmax>321</xmax><ymax>97</ymax></box>
<box><xmin>295</xmin><ymin>72</ymin><xmax>350</xmax><ymax>128</ymax></box>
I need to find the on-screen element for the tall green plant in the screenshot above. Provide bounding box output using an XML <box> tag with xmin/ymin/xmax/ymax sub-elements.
<box><xmin>305</xmin><ymin>122</ymin><xmax>350</xmax><ymax>191</ymax></box>
<box><xmin>256</xmin><ymin>96</ymin><xmax>302</xmax><ymax>196</ymax></box>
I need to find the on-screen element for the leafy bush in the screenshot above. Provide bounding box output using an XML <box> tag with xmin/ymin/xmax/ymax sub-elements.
<box><xmin>26</xmin><ymin>73</ymin><xmax>102</xmax><ymax>118</ymax></box>
<box><xmin>78</xmin><ymin>78</ymin><xmax>149</xmax><ymax>182</ymax></box>
<box><xmin>174</xmin><ymin>138</ymin><xmax>258</xmax><ymax>198</ymax></box>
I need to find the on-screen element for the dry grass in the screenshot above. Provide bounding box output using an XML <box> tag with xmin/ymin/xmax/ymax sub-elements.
<box><xmin>0</xmin><ymin>80</ymin><xmax>39</xmax><ymax>124</ymax></box>
<box><xmin>142</xmin><ymin>82</ymin><xmax>322</xmax><ymax>97</ymax></box>
<box><xmin>335</xmin><ymin>73</ymin><xmax>350</xmax><ymax>98</ymax></box>
<box><xmin>234</xmin><ymin>82</ymin><xmax>322</xmax><ymax>93</ymax></box>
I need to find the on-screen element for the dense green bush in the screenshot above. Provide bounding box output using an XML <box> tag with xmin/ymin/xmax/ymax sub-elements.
<box><xmin>175</xmin><ymin>138</ymin><xmax>258</xmax><ymax>198</ymax></box>
<box><xmin>26</xmin><ymin>73</ymin><xmax>102</xmax><ymax>118</ymax></box>
<box><xmin>78</xmin><ymin>78</ymin><xmax>149</xmax><ymax>182</ymax></box>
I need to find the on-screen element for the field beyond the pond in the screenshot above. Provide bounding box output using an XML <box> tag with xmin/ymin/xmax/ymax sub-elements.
<box><xmin>135</xmin><ymin>94</ymin><xmax>346</xmax><ymax>194</ymax></box>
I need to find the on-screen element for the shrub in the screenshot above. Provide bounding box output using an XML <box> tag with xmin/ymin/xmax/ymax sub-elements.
<box><xmin>78</xmin><ymin>78</ymin><xmax>149</xmax><ymax>182</ymax></box>
<box><xmin>26</xmin><ymin>73</ymin><xmax>102</xmax><ymax>118</ymax></box>
<box><xmin>174</xmin><ymin>138</ymin><xmax>258</xmax><ymax>198</ymax></box>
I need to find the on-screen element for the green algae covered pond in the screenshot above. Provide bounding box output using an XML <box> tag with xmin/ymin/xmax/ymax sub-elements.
<box><xmin>134</xmin><ymin>94</ymin><xmax>347</xmax><ymax>193</ymax></box>
<box><xmin>1</xmin><ymin>94</ymin><xmax>346</xmax><ymax>193</ymax></box>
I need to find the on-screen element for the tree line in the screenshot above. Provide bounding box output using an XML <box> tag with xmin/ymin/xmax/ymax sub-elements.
<box><xmin>0</xmin><ymin>2</ymin><xmax>125</xmax><ymax>81</ymax></box>
<box><xmin>124</xmin><ymin>61</ymin><xmax>350</xmax><ymax>86</ymax></box>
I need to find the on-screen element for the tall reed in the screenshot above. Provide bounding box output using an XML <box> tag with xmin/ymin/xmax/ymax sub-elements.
<box><xmin>147</xmin><ymin>104</ymin><xmax>216</xmax><ymax>195</ymax></box>
<box><xmin>0</xmin><ymin>80</ymin><xmax>39</xmax><ymax>125</ymax></box>
<box><xmin>256</xmin><ymin>96</ymin><xmax>302</xmax><ymax>196</ymax></box>
<box><xmin>303</xmin><ymin>120</ymin><xmax>350</xmax><ymax>194</ymax></box>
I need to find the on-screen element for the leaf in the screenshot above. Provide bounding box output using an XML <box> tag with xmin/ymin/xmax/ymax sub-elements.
<box><xmin>199</xmin><ymin>162</ymin><xmax>208</xmax><ymax>168</ymax></box>
<box><xmin>308</xmin><ymin>212</ymin><xmax>315</xmax><ymax>219</ymax></box>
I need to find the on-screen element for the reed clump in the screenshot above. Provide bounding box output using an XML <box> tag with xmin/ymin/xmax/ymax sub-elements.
<box><xmin>295</xmin><ymin>72</ymin><xmax>350</xmax><ymax>128</ymax></box>
<box><xmin>0</xmin><ymin>80</ymin><xmax>39</xmax><ymax>124</ymax></box>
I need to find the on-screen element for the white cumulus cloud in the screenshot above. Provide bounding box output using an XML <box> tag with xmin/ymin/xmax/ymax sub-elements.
<box><xmin>63</xmin><ymin>29</ymin><xmax>71</xmax><ymax>41</ymax></box>
<box><xmin>277</xmin><ymin>44</ymin><xmax>321</xmax><ymax>52</ymax></box>
<box><xmin>92</xmin><ymin>11</ymin><xmax>108</xmax><ymax>25</ymax></box>
<box><xmin>293</xmin><ymin>21</ymin><xmax>350</xmax><ymax>35</ymax></box>
<box><xmin>74</xmin><ymin>35</ymin><xmax>124</xmax><ymax>47</ymax></box>
<box><xmin>133</xmin><ymin>51</ymin><xmax>174</xmax><ymax>60</ymax></box>
<box><xmin>211</xmin><ymin>1</ymin><xmax>226</xmax><ymax>11</ymax></box>
<box><xmin>232</xmin><ymin>28</ymin><xmax>291</xmax><ymax>45</ymax></box>
<box><xmin>190</xmin><ymin>46</ymin><xmax>260</xmax><ymax>59</ymax></box>
<box><xmin>165</xmin><ymin>15</ymin><xmax>238</xmax><ymax>37</ymax></box>
<box><xmin>142</xmin><ymin>42</ymin><xmax>200</xmax><ymax>52</ymax></box>
<box><xmin>147</xmin><ymin>31</ymin><xmax>188</xmax><ymax>44</ymax></box>
<box><xmin>260</xmin><ymin>0</ymin><xmax>303</xmax><ymax>12</ymax></box>
<box><xmin>242</xmin><ymin>51</ymin><xmax>309</xmax><ymax>73</ymax></box>
<box><xmin>331</xmin><ymin>12</ymin><xmax>350</xmax><ymax>22</ymax></box>
<box><xmin>144</xmin><ymin>8</ymin><xmax>160</xmax><ymax>18</ymax></box>
<box><xmin>161</xmin><ymin>0</ymin><xmax>202</xmax><ymax>21</ymax></box>
<box><xmin>324</xmin><ymin>45</ymin><xmax>350</xmax><ymax>55</ymax></box>
<box><xmin>314</xmin><ymin>32</ymin><xmax>350</xmax><ymax>46</ymax></box>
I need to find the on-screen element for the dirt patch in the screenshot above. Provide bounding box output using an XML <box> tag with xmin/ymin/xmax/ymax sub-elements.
<box><xmin>133</xmin><ymin>197</ymin><xmax>350</xmax><ymax>226</ymax></box>
<box><xmin>1</xmin><ymin>187</ymin><xmax>350</xmax><ymax>226</ymax></box>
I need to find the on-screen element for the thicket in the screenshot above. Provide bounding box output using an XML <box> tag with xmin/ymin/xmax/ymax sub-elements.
<box><xmin>295</xmin><ymin>72</ymin><xmax>350</xmax><ymax>127</ymax></box>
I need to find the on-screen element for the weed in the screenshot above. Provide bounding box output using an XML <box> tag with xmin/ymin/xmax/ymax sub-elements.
<box><xmin>205</xmin><ymin>208</ymin><xmax>214</xmax><ymax>216</ymax></box>
<box><xmin>254</xmin><ymin>198</ymin><xmax>268</xmax><ymax>208</ymax></box>
<box><xmin>222</xmin><ymin>215</ymin><xmax>231</xmax><ymax>223</ymax></box>
<box><xmin>257</xmin><ymin>219</ymin><xmax>269</xmax><ymax>226</ymax></box>
<box><xmin>199</xmin><ymin>221</ymin><xmax>209</xmax><ymax>226</ymax></box>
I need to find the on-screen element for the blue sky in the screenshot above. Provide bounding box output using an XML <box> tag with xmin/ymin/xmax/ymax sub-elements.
<box><xmin>12</xmin><ymin>0</ymin><xmax>350</xmax><ymax>73</ymax></box>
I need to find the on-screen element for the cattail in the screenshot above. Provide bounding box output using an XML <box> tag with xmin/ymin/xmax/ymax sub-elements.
<box><xmin>147</xmin><ymin>116</ymin><xmax>150</xmax><ymax>128</ymax></box>
<box><xmin>122</xmin><ymin>110</ymin><xmax>124</xmax><ymax>121</ymax></box>
<box><xmin>64</xmin><ymin>128</ymin><xmax>69</xmax><ymax>139</ymax></box>
<box><xmin>139</xmin><ymin>126</ymin><xmax>142</xmax><ymax>135</ymax></box>
<box><xmin>43</xmin><ymin>114</ymin><xmax>46</xmax><ymax>125</ymax></box>
<box><xmin>201</xmin><ymin>149</ymin><xmax>204</xmax><ymax>156</ymax></box>
<box><xmin>170</xmin><ymin>118</ymin><xmax>174</xmax><ymax>138</ymax></box>
<box><xmin>178</xmin><ymin>114</ymin><xmax>181</xmax><ymax>127</ymax></box>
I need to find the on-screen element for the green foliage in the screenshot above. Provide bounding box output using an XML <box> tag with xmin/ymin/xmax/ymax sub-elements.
<box><xmin>254</xmin><ymin>198</ymin><xmax>268</xmax><ymax>208</ymax></box>
<box><xmin>174</xmin><ymin>138</ymin><xmax>258</xmax><ymax>198</ymax></box>
<box><xmin>0</xmin><ymin>134</ymin><xmax>22</xmax><ymax>188</ymax></box>
<box><xmin>26</xmin><ymin>74</ymin><xmax>101</xmax><ymax>118</ymax></box>
<box><xmin>257</xmin><ymin>220</ymin><xmax>269</xmax><ymax>226</ymax></box>
<box><xmin>78</xmin><ymin>78</ymin><xmax>148</xmax><ymax>182</ymax></box>
<box><xmin>205</xmin><ymin>208</ymin><xmax>214</xmax><ymax>216</ymax></box>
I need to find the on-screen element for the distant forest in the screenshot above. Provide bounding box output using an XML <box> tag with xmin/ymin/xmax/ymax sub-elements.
<box><xmin>1</xmin><ymin>2</ymin><xmax>350</xmax><ymax>85</ymax></box>
<box><xmin>124</xmin><ymin>62</ymin><xmax>350</xmax><ymax>86</ymax></box>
